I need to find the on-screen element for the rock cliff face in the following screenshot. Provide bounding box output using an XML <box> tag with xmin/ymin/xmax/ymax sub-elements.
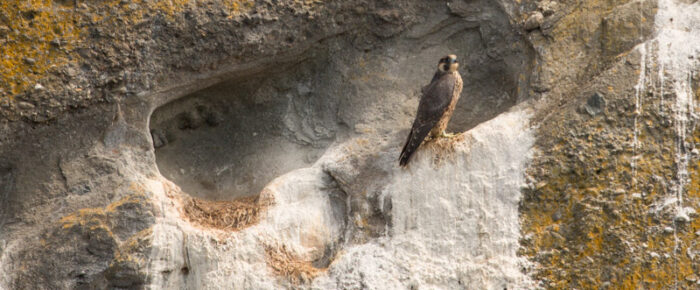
<box><xmin>0</xmin><ymin>0</ymin><xmax>698</xmax><ymax>289</ymax></box>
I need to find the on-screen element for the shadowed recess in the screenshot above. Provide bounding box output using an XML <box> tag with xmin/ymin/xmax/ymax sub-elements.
<box><xmin>150</xmin><ymin>57</ymin><xmax>337</xmax><ymax>201</ymax></box>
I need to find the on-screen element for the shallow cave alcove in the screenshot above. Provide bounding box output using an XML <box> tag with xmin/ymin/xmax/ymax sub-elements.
<box><xmin>149</xmin><ymin>56</ymin><xmax>339</xmax><ymax>201</ymax></box>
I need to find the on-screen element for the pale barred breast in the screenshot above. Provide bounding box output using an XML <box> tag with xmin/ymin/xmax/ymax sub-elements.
<box><xmin>452</xmin><ymin>72</ymin><xmax>463</xmax><ymax>104</ymax></box>
<box><xmin>445</xmin><ymin>72</ymin><xmax>463</xmax><ymax>116</ymax></box>
<box><xmin>432</xmin><ymin>72</ymin><xmax>463</xmax><ymax>135</ymax></box>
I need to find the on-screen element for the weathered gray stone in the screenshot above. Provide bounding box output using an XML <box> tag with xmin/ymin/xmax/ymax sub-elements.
<box><xmin>524</xmin><ymin>11</ymin><xmax>544</xmax><ymax>31</ymax></box>
<box><xmin>583</xmin><ymin>92</ymin><xmax>606</xmax><ymax>116</ymax></box>
<box><xmin>151</xmin><ymin>129</ymin><xmax>168</xmax><ymax>148</ymax></box>
<box><xmin>16</xmin><ymin>102</ymin><xmax>34</xmax><ymax>109</ymax></box>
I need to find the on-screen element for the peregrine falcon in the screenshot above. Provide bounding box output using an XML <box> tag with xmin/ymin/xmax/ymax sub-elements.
<box><xmin>399</xmin><ymin>54</ymin><xmax>463</xmax><ymax>166</ymax></box>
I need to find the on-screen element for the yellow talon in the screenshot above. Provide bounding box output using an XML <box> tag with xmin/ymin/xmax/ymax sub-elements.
<box><xmin>439</xmin><ymin>131</ymin><xmax>456</xmax><ymax>138</ymax></box>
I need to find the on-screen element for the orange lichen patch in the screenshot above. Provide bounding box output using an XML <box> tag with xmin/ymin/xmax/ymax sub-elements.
<box><xmin>78</xmin><ymin>0</ymin><xmax>257</xmax><ymax>27</ymax></box>
<box><xmin>59</xmin><ymin>207</ymin><xmax>113</xmax><ymax>234</ymax></box>
<box><xmin>58</xmin><ymin>193</ymin><xmax>149</xmax><ymax>231</ymax></box>
<box><xmin>0</xmin><ymin>0</ymin><xmax>257</xmax><ymax>99</ymax></box>
<box><xmin>521</xmin><ymin>51</ymin><xmax>700</xmax><ymax>288</ymax></box>
<box><xmin>113</xmin><ymin>227</ymin><xmax>153</xmax><ymax>265</ymax></box>
<box><xmin>146</xmin><ymin>0</ymin><xmax>190</xmax><ymax>17</ymax></box>
<box><xmin>80</xmin><ymin>0</ymin><xmax>193</xmax><ymax>31</ymax></box>
<box><xmin>522</xmin><ymin>116</ymin><xmax>698</xmax><ymax>288</ymax></box>
<box><xmin>179</xmin><ymin>190</ymin><xmax>273</xmax><ymax>231</ymax></box>
<box><xmin>118</xmin><ymin>226</ymin><xmax>153</xmax><ymax>253</ymax></box>
<box><xmin>108</xmin><ymin>192</ymin><xmax>149</xmax><ymax>212</ymax></box>
<box><xmin>0</xmin><ymin>0</ymin><xmax>81</xmax><ymax>97</ymax></box>
<box><xmin>224</xmin><ymin>0</ymin><xmax>255</xmax><ymax>15</ymax></box>
<box><xmin>263</xmin><ymin>243</ymin><xmax>323</xmax><ymax>284</ymax></box>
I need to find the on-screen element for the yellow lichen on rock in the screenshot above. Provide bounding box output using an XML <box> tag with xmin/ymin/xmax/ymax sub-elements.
<box><xmin>59</xmin><ymin>207</ymin><xmax>114</xmax><ymax>235</ymax></box>
<box><xmin>224</xmin><ymin>0</ymin><xmax>255</xmax><ymax>15</ymax></box>
<box><xmin>59</xmin><ymin>192</ymin><xmax>148</xmax><ymax>233</ymax></box>
<box><xmin>112</xmin><ymin>227</ymin><xmax>153</xmax><ymax>266</ymax></box>
<box><xmin>522</xmin><ymin>43</ymin><xmax>700</xmax><ymax>288</ymax></box>
<box><xmin>0</xmin><ymin>0</ymin><xmax>257</xmax><ymax>101</ymax></box>
<box><xmin>0</xmin><ymin>0</ymin><xmax>81</xmax><ymax>97</ymax></box>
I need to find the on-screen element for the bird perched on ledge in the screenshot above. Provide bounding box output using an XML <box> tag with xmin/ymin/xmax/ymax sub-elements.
<box><xmin>399</xmin><ymin>54</ymin><xmax>463</xmax><ymax>166</ymax></box>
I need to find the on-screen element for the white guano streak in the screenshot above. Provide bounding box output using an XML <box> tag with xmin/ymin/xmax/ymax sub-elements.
<box><xmin>654</xmin><ymin>2</ymin><xmax>699</xmax><ymax>286</ymax></box>
<box><xmin>655</xmin><ymin>0</ymin><xmax>700</xmax><ymax>221</ymax></box>
<box><xmin>632</xmin><ymin>42</ymin><xmax>646</xmax><ymax>185</ymax></box>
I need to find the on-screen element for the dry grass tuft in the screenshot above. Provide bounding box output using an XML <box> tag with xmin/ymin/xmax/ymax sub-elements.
<box><xmin>422</xmin><ymin>133</ymin><xmax>469</xmax><ymax>166</ymax></box>
<box><xmin>179</xmin><ymin>190</ymin><xmax>274</xmax><ymax>231</ymax></box>
<box><xmin>263</xmin><ymin>243</ymin><xmax>322</xmax><ymax>285</ymax></box>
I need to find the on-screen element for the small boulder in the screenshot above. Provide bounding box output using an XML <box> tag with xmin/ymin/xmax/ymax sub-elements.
<box><xmin>23</xmin><ymin>57</ymin><xmax>36</xmax><ymax>65</ymax></box>
<box><xmin>584</xmin><ymin>92</ymin><xmax>606</xmax><ymax>116</ymax></box>
<box><xmin>524</xmin><ymin>12</ymin><xmax>544</xmax><ymax>31</ymax></box>
<box><xmin>151</xmin><ymin>129</ymin><xmax>168</xmax><ymax>148</ymax></box>
<box><xmin>17</xmin><ymin>101</ymin><xmax>35</xmax><ymax>109</ymax></box>
<box><xmin>538</xmin><ymin>0</ymin><xmax>558</xmax><ymax>16</ymax></box>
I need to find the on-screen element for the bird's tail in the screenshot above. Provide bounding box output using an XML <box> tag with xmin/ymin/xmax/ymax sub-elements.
<box><xmin>399</xmin><ymin>130</ymin><xmax>420</xmax><ymax>167</ymax></box>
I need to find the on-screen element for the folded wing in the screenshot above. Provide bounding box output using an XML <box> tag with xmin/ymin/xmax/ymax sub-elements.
<box><xmin>399</xmin><ymin>74</ymin><xmax>456</xmax><ymax>166</ymax></box>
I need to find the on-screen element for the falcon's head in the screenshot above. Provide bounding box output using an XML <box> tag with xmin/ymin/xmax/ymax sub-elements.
<box><xmin>437</xmin><ymin>54</ymin><xmax>459</xmax><ymax>73</ymax></box>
